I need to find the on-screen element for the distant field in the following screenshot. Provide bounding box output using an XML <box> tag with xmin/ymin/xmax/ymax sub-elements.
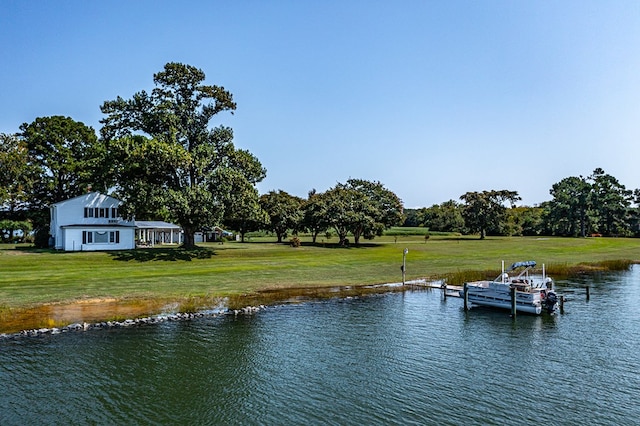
<box><xmin>1</xmin><ymin>234</ymin><xmax>639</xmax><ymax>332</ymax></box>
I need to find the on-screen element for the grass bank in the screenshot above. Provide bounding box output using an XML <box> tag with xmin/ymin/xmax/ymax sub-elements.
<box><xmin>1</xmin><ymin>234</ymin><xmax>639</xmax><ymax>332</ymax></box>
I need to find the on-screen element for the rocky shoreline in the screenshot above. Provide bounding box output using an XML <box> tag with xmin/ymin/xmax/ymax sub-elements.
<box><xmin>0</xmin><ymin>305</ymin><xmax>265</xmax><ymax>341</ymax></box>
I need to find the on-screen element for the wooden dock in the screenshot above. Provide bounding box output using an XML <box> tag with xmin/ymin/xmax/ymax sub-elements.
<box><xmin>404</xmin><ymin>279</ymin><xmax>462</xmax><ymax>298</ymax></box>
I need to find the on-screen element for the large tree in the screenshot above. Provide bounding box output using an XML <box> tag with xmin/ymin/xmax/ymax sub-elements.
<box><xmin>259</xmin><ymin>190</ymin><xmax>304</xmax><ymax>243</ymax></box>
<box><xmin>323</xmin><ymin>179</ymin><xmax>403</xmax><ymax>246</ymax></box>
<box><xmin>589</xmin><ymin>168</ymin><xmax>632</xmax><ymax>236</ymax></box>
<box><xmin>100</xmin><ymin>62</ymin><xmax>264</xmax><ymax>248</ymax></box>
<box><xmin>301</xmin><ymin>189</ymin><xmax>331</xmax><ymax>244</ymax></box>
<box><xmin>459</xmin><ymin>190</ymin><xmax>520</xmax><ymax>239</ymax></box>
<box><xmin>222</xmin><ymin>175</ymin><xmax>268</xmax><ymax>243</ymax></box>
<box><xmin>19</xmin><ymin>116</ymin><xmax>102</xmax><ymax>246</ymax></box>
<box><xmin>545</xmin><ymin>168</ymin><xmax>632</xmax><ymax>237</ymax></box>
<box><xmin>19</xmin><ymin>116</ymin><xmax>102</xmax><ymax>208</ymax></box>
<box><xmin>0</xmin><ymin>133</ymin><xmax>33</xmax><ymax>216</ymax></box>
<box><xmin>344</xmin><ymin>179</ymin><xmax>404</xmax><ymax>244</ymax></box>
<box><xmin>547</xmin><ymin>175</ymin><xmax>592</xmax><ymax>237</ymax></box>
<box><xmin>417</xmin><ymin>200</ymin><xmax>465</xmax><ymax>233</ymax></box>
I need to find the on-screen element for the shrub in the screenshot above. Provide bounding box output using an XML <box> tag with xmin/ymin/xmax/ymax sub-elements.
<box><xmin>289</xmin><ymin>236</ymin><xmax>301</xmax><ymax>247</ymax></box>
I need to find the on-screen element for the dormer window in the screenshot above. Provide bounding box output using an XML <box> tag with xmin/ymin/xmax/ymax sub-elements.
<box><xmin>84</xmin><ymin>207</ymin><xmax>119</xmax><ymax>218</ymax></box>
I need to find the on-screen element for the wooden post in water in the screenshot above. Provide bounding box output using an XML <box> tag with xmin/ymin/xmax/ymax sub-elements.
<box><xmin>586</xmin><ymin>286</ymin><xmax>590</xmax><ymax>301</ymax></box>
<box><xmin>443</xmin><ymin>283</ymin><xmax>448</xmax><ymax>299</ymax></box>
<box><xmin>401</xmin><ymin>248</ymin><xmax>408</xmax><ymax>285</ymax></box>
<box><xmin>559</xmin><ymin>295</ymin><xmax>565</xmax><ymax>313</ymax></box>
<box><xmin>510</xmin><ymin>286</ymin><xmax>517</xmax><ymax>318</ymax></box>
<box><xmin>463</xmin><ymin>283</ymin><xmax>469</xmax><ymax>311</ymax></box>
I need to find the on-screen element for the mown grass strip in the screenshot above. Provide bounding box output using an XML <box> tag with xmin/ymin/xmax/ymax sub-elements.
<box><xmin>1</xmin><ymin>235</ymin><xmax>639</xmax><ymax>332</ymax></box>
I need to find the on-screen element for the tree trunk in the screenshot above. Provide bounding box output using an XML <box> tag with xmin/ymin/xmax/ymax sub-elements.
<box><xmin>182</xmin><ymin>227</ymin><xmax>197</xmax><ymax>249</ymax></box>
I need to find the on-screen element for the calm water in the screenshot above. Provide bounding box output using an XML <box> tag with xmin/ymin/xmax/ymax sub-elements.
<box><xmin>2</xmin><ymin>267</ymin><xmax>640</xmax><ymax>425</ymax></box>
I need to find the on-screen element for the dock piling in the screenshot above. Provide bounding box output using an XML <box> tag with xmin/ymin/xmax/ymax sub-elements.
<box><xmin>463</xmin><ymin>283</ymin><xmax>469</xmax><ymax>311</ymax></box>
<box><xmin>510</xmin><ymin>286</ymin><xmax>517</xmax><ymax>319</ymax></box>
<box><xmin>586</xmin><ymin>286</ymin><xmax>590</xmax><ymax>301</ymax></box>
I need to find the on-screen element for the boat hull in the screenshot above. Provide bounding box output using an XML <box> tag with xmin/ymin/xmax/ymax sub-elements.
<box><xmin>458</xmin><ymin>261</ymin><xmax>557</xmax><ymax>315</ymax></box>
<box><xmin>460</xmin><ymin>280</ymin><xmax>545</xmax><ymax>315</ymax></box>
<box><xmin>466</xmin><ymin>296</ymin><xmax>542</xmax><ymax>315</ymax></box>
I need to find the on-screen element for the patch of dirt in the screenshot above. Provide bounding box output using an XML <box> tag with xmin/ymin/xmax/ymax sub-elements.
<box><xmin>0</xmin><ymin>299</ymin><xmax>167</xmax><ymax>334</ymax></box>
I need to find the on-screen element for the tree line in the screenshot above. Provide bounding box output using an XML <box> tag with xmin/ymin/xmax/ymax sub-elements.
<box><xmin>404</xmin><ymin>168</ymin><xmax>640</xmax><ymax>238</ymax></box>
<box><xmin>1</xmin><ymin>62</ymin><xmax>638</xmax><ymax>246</ymax></box>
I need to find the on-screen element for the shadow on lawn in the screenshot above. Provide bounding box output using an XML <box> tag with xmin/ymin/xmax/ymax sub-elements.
<box><xmin>110</xmin><ymin>247</ymin><xmax>215</xmax><ymax>262</ymax></box>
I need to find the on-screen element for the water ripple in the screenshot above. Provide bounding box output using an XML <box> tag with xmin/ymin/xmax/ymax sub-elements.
<box><xmin>2</xmin><ymin>267</ymin><xmax>640</xmax><ymax>425</ymax></box>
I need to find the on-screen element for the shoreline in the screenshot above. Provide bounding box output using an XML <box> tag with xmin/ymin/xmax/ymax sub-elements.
<box><xmin>0</xmin><ymin>305</ymin><xmax>264</xmax><ymax>341</ymax></box>
<box><xmin>0</xmin><ymin>281</ymin><xmax>425</xmax><ymax>339</ymax></box>
<box><xmin>1</xmin><ymin>258</ymin><xmax>636</xmax><ymax>337</ymax></box>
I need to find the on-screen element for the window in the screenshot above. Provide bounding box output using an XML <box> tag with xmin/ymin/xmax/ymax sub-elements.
<box><xmin>85</xmin><ymin>206</ymin><xmax>119</xmax><ymax>219</ymax></box>
<box><xmin>82</xmin><ymin>230</ymin><xmax>120</xmax><ymax>245</ymax></box>
<box><xmin>95</xmin><ymin>231</ymin><xmax>109</xmax><ymax>243</ymax></box>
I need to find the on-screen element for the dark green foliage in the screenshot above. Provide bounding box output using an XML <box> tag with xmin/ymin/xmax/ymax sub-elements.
<box><xmin>0</xmin><ymin>220</ymin><xmax>32</xmax><ymax>243</ymax></box>
<box><xmin>260</xmin><ymin>190</ymin><xmax>304</xmax><ymax>243</ymax></box>
<box><xmin>301</xmin><ymin>189</ymin><xmax>331</xmax><ymax>244</ymax></box>
<box><xmin>0</xmin><ymin>133</ymin><xmax>33</xmax><ymax>217</ymax></box>
<box><xmin>17</xmin><ymin>117</ymin><xmax>103</xmax><ymax>246</ymax></box>
<box><xmin>100</xmin><ymin>62</ymin><xmax>265</xmax><ymax>248</ymax></box>
<box><xmin>414</xmin><ymin>200</ymin><xmax>465</xmax><ymax>233</ymax></box>
<box><xmin>20</xmin><ymin>116</ymin><xmax>102</xmax><ymax>207</ymax></box>
<box><xmin>322</xmin><ymin>179</ymin><xmax>404</xmax><ymax>246</ymax></box>
<box><xmin>459</xmin><ymin>190</ymin><xmax>520</xmax><ymax>239</ymax></box>
<box><xmin>545</xmin><ymin>168</ymin><xmax>633</xmax><ymax>237</ymax></box>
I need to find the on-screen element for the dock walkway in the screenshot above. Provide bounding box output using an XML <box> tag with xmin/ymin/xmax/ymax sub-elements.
<box><xmin>403</xmin><ymin>279</ymin><xmax>462</xmax><ymax>298</ymax></box>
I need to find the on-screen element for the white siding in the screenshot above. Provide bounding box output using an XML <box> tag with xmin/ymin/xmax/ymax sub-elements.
<box><xmin>61</xmin><ymin>227</ymin><xmax>136</xmax><ymax>251</ymax></box>
<box><xmin>50</xmin><ymin>192</ymin><xmax>135</xmax><ymax>251</ymax></box>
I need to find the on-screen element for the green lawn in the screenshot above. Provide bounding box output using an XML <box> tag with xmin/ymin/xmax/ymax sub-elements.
<box><xmin>2</xmin><ymin>235</ymin><xmax>639</xmax><ymax>310</ymax></box>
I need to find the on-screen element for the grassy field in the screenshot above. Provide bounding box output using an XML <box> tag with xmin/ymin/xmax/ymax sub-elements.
<box><xmin>1</xmin><ymin>233</ymin><xmax>639</xmax><ymax>332</ymax></box>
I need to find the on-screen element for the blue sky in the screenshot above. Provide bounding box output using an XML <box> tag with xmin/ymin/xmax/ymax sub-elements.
<box><xmin>2</xmin><ymin>1</ymin><xmax>639</xmax><ymax>208</ymax></box>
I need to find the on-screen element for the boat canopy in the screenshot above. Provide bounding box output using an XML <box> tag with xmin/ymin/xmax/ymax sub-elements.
<box><xmin>508</xmin><ymin>260</ymin><xmax>536</xmax><ymax>271</ymax></box>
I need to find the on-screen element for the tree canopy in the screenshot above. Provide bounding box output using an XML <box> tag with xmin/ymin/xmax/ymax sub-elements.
<box><xmin>460</xmin><ymin>190</ymin><xmax>520</xmax><ymax>239</ymax></box>
<box><xmin>323</xmin><ymin>179</ymin><xmax>404</xmax><ymax>246</ymax></box>
<box><xmin>19</xmin><ymin>116</ymin><xmax>101</xmax><ymax>209</ymax></box>
<box><xmin>260</xmin><ymin>190</ymin><xmax>304</xmax><ymax>243</ymax></box>
<box><xmin>0</xmin><ymin>133</ymin><xmax>32</xmax><ymax>215</ymax></box>
<box><xmin>546</xmin><ymin>168</ymin><xmax>633</xmax><ymax>237</ymax></box>
<box><xmin>100</xmin><ymin>62</ymin><xmax>265</xmax><ymax>248</ymax></box>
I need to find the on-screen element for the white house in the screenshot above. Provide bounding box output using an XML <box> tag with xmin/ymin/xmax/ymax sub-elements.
<box><xmin>50</xmin><ymin>192</ymin><xmax>137</xmax><ymax>251</ymax></box>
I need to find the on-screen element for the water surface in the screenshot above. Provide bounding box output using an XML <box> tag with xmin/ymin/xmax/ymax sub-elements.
<box><xmin>2</xmin><ymin>267</ymin><xmax>639</xmax><ymax>425</ymax></box>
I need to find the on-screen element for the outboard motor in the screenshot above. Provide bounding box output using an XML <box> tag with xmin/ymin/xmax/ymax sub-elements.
<box><xmin>544</xmin><ymin>291</ymin><xmax>558</xmax><ymax>313</ymax></box>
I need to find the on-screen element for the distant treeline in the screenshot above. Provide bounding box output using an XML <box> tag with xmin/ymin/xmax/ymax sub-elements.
<box><xmin>404</xmin><ymin>168</ymin><xmax>640</xmax><ymax>238</ymax></box>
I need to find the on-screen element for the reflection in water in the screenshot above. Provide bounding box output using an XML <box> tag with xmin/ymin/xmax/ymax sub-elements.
<box><xmin>1</xmin><ymin>267</ymin><xmax>640</xmax><ymax>425</ymax></box>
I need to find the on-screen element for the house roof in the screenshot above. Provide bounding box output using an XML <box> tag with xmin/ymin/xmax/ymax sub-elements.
<box><xmin>50</xmin><ymin>192</ymin><xmax>121</xmax><ymax>207</ymax></box>
<box><xmin>134</xmin><ymin>221</ymin><xmax>181</xmax><ymax>230</ymax></box>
